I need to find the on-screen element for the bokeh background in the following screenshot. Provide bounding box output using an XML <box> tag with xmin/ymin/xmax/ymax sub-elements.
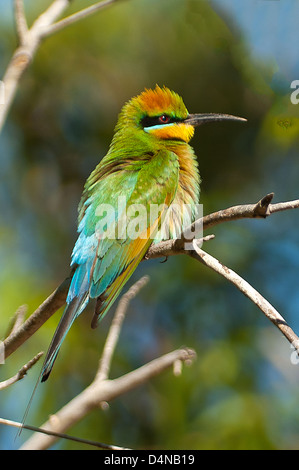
<box><xmin>1</xmin><ymin>0</ymin><xmax>299</xmax><ymax>450</ymax></box>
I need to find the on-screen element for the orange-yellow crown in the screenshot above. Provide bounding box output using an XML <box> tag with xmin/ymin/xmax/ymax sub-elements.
<box><xmin>136</xmin><ymin>85</ymin><xmax>189</xmax><ymax>119</ymax></box>
<box><xmin>119</xmin><ymin>85</ymin><xmax>194</xmax><ymax>143</ymax></box>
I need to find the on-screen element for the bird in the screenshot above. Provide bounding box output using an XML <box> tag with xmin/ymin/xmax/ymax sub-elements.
<box><xmin>41</xmin><ymin>85</ymin><xmax>246</xmax><ymax>382</ymax></box>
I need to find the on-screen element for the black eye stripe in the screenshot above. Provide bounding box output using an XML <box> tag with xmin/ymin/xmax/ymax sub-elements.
<box><xmin>140</xmin><ymin>115</ymin><xmax>183</xmax><ymax>128</ymax></box>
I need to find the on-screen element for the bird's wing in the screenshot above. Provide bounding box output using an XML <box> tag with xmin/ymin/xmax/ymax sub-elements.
<box><xmin>40</xmin><ymin>149</ymin><xmax>179</xmax><ymax>381</ymax></box>
<box><xmin>89</xmin><ymin>148</ymin><xmax>179</xmax><ymax>326</ymax></box>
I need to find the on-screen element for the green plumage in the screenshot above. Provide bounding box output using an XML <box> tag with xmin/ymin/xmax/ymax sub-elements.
<box><xmin>40</xmin><ymin>86</ymin><xmax>200</xmax><ymax>381</ymax></box>
<box><xmin>40</xmin><ymin>85</ymin><xmax>244</xmax><ymax>382</ymax></box>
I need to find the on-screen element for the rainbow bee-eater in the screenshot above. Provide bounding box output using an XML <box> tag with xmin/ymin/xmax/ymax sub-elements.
<box><xmin>41</xmin><ymin>85</ymin><xmax>245</xmax><ymax>382</ymax></box>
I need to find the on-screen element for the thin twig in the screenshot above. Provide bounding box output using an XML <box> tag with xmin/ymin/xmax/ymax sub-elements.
<box><xmin>146</xmin><ymin>193</ymin><xmax>299</xmax><ymax>259</ymax></box>
<box><xmin>0</xmin><ymin>418</ymin><xmax>130</xmax><ymax>450</ymax></box>
<box><xmin>3</xmin><ymin>274</ymin><xmax>72</xmax><ymax>360</ymax></box>
<box><xmin>200</xmin><ymin>192</ymin><xmax>275</xmax><ymax>231</ymax></box>
<box><xmin>6</xmin><ymin>305</ymin><xmax>27</xmax><ymax>338</ymax></box>
<box><xmin>14</xmin><ymin>0</ymin><xmax>28</xmax><ymax>45</ymax></box>
<box><xmin>96</xmin><ymin>275</ymin><xmax>150</xmax><ymax>381</ymax></box>
<box><xmin>0</xmin><ymin>352</ymin><xmax>43</xmax><ymax>391</ymax></box>
<box><xmin>4</xmin><ymin>194</ymin><xmax>299</xmax><ymax>359</ymax></box>
<box><xmin>0</xmin><ymin>0</ymin><xmax>120</xmax><ymax>133</ymax></box>
<box><xmin>270</xmin><ymin>198</ymin><xmax>299</xmax><ymax>214</ymax></box>
<box><xmin>7</xmin><ymin>192</ymin><xmax>299</xmax><ymax>449</ymax></box>
<box><xmin>192</xmin><ymin>240</ymin><xmax>299</xmax><ymax>355</ymax></box>
<box><xmin>18</xmin><ymin>277</ymin><xmax>195</xmax><ymax>450</ymax></box>
<box><xmin>42</xmin><ymin>0</ymin><xmax>123</xmax><ymax>38</ymax></box>
<box><xmin>19</xmin><ymin>347</ymin><xmax>195</xmax><ymax>449</ymax></box>
<box><xmin>145</xmin><ymin>235</ymin><xmax>215</xmax><ymax>260</ymax></box>
<box><xmin>0</xmin><ymin>0</ymin><xmax>72</xmax><ymax>132</ymax></box>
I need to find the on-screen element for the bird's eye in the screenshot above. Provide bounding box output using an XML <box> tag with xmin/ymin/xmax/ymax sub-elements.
<box><xmin>141</xmin><ymin>114</ymin><xmax>175</xmax><ymax>129</ymax></box>
<box><xmin>159</xmin><ymin>115</ymin><xmax>170</xmax><ymax>124</ymax></box>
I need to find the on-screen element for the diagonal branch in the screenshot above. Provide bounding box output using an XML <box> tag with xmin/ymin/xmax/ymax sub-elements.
<box><xmin>0</xmin><ymin>418</ymin><xmax>130</xmax><ymax>450</ymax></box>
<box><xmin>18</xmin><ymin>276</ymin><xmax>195</xmax><ymax>450</ymax></box>
<box><xmin>3</xmin><ymin>193</ymin><xmax>299</xmax><ymax>360</ymax></box>
<box><xmin>42</xmin><ymin>0</ymin><xmax>123</xmax><ymax>38</ymax></box>
<box><xmin>0</xmin><ymin>352</ymin><xmax>43</xmax><ymax>391</ymax></box>
<box><xmin>3</xmin><ymin>274</ymin><xmax>72</xmax><ymax>360</ymax></box>
<box><xmin>192</xmin><ymin>240</ymin><xmax>299</xmax><ymax>355</ymax></box>
<box><xmin>0</xmin><ymin>0</ymin><xmax>72</xmax><ymax>132</ymax></box>
<box><xmin>19</xmin><ymin>347</ymin><xmax>195</xmax><ymax>450</ymax></box>
<box><xmin>146</xmin><ymin>193</ymin><xmax>299</xmax><ymax>259</ymax></box>
<box><xmin>2</xmin><ymin>193</ymin><xmax>298</xmax><ymax>448</ymax></box>
<box><xmin>96</xmin><ymin>275</ymin><xmax>150</xmax><ymax>381</ymax></box>
<box><xmin>0</xmin><ymin>0</ymin><xmax>122</xmax><ymax>133</ymax></box>
<box><xmin>6</xmin><ymin>305</ymin><xmax>27</xmax><ymax>338</ymax></box>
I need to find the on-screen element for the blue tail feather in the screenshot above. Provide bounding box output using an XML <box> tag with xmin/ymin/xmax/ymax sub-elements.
<box><xmin>41</xmin><ymin>293</ymin><xmax>88</xmax><ymax>382</ymax></box>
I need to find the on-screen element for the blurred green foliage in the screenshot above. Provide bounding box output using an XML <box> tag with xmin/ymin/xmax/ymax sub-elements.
<box><xmin>1</xmin><ymin>0</ymin><xmax>299</xmax><ymax>450</ymax></box>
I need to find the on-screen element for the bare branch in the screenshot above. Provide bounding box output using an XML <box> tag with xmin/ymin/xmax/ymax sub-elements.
<box><xmin>0</xmin><ymin>0</ymin><xmax>121</xmax><ymax>133</ymax></box>
<box><xmin>0</xmin><ymin>0</ymin><xmax>72</xmax><ymax>132</ymax></box>
<box><xmin>6</xmin><ymin>305</ymin><xmax>27</xmax><ymax>338</ymax></box>
<box><xmin>4</xmin><ymin>192</ymin><xmax>298</xmax><ymax>449</ymax></box>
<box><xmin>3</xmin><ymin>274</ymin><xmax>72</xmax><ymax>360</ymax></box>
<box><xmin>20</xmin><ymin>347</ymin><xmax>195</xmax><ymax>449</ymax></box>
<box><xmin>145</xmin><ymin>235</ymin><xmax>215</xmax><ymax>260</ymax></box>
<box><xmin>14</xmin><ymin>0</ymin><xmax>28</xmax><ymax>45</ymax></box>
<box><xmin>0</xmin><ymin>352</ymin><xmax>43</xmax><ymax>391</ymax></box>
<box><xmin>96</xmin><ymin>275</ymin><xmax>150</xmax><ymax>381</ymax></box>
<box><xmin>10</xmin><ymin>275</ymin><xmax>194</xmax><ymax>450</ymax></box>
<box><xmin>200</xmin><ymin>192</ymin><xmax>275</xmax><ymax>231</ymax></box>
<box><xmin>270</xmin><ymin>198</ymin><xmax>299</xmax><ymax>214</ymax></box>
<box><xmin>192</xmin><ymin>240</ymin><xmax>299</xmax><ymax>355</ymax></box>
<box><xmin>146</xmin><ymin>193</ymin><xmax>299</xmax><ymax>259</ymax></box>
<box><xmin>42</xmin><ymin>0</ymin><xmax>123</xmax><ymax>38</ymax></box>
<box><xmin>0</xmin><ymin>417</ymin><xmax>130</xmax><ymax>450</ymax></box>
<box><xmin>4</xmin><ymin>194</ymin><xmax>299</xmax><ymax>360</ymax></box>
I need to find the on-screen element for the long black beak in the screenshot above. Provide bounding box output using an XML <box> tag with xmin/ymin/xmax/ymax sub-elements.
<box><xmin>184</xmin><ymin>113</ymin><xmax>247</xmax><ymax>126</ymax></box>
